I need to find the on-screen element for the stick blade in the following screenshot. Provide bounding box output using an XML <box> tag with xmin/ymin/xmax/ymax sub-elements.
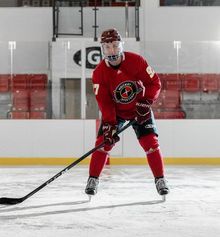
<box><xmin>0</xmin><ymin>197</ymin><xmax>24</xmax><ymax>205</ymax></box>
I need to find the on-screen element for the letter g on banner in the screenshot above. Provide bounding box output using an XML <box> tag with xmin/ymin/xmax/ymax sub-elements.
<box><xmin>73</xmin><ymin>46</ymin><xmax>102</xmax><ymax>69</ymax></box>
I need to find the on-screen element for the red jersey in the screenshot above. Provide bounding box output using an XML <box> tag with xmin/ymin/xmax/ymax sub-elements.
<box><xmin>92</xmin><ymin>51</ymin><xmax>161</xmax><ymax>125</ymax></box>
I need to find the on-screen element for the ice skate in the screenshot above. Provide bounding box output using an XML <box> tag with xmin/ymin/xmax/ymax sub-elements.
<box><xmin>155</xmin><ymin>177</ymin><xmax>169</xmax><ymax>197</ymax></box>
<box><xmin>85</xmin><ymin>177</ymin><xmax>99</xmax><ymax>198</ymax></box>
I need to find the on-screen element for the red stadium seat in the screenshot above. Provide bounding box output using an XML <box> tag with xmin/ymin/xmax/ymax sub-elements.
<box><xmin>163</xmin><ymin>74</ymin><xmax>181</xmax><ymax>91</ymax></box>
<box><xmin>152</xmin><ymin>90</ymin><xmax>181</xmax><ymax>109</ymax></box>
<box><xmin>12</xmin><ymin>90</ymin><xmax>29</xmax><ymax>111</ymax></box>
<box><xmin>8</xmin><ymin>111</ymin><xmax>29</xmax><ymax>119</ymax></box>
<box><xmin>29</xmin><ymin>74</ymin><xmax>47</xmax><ymax>90</ymax></box>
<box><xmin>30</xmin><ymin>111</ymin><xmax>47</xmax><ymax>119</ymax></box>
<box><xmin>11</xmin><ymin>74</ymin><xmax>29</xmax><ymax>91</ymax></box>
<box><xmin>154</xmin><ymin>110</ymin><xmax>186</xmax><ymax>119</ymax></box>
<box><xmin>162</xmin><ymin>90</ymin><xmax>181</xmax><ymax>109</ymax></box>
<box><xmin>0</xmin><ymin>74</ymin><xmax>10</xmax><ymax>92</ymax></box>
<box><xmin>30</xmin><ymin>89</ymin><xmax>47</xmax><ymax>111</ymax></box>
<box><xmin>201</xmin><ymin>74</ymin><xmax>219</xmax><ymax>92</ymax></box>
<box><xmin>181</xmin><ymin>74</ymin><xmax>200</xmax><ymax>92</ymax></box>
<box><xmin>88</xmin><ymin>0</ymin><xmax>102</xmax><ymax>6</ymax></box>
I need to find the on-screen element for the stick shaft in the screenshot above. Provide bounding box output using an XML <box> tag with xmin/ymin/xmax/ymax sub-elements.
<box><xmin>23</xmin><ymin>120</ymin><xmax>135</xmax><ymax>201</ymax></box>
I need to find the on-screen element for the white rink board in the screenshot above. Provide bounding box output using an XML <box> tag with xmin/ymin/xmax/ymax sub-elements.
<box><xmin>0</xmin><ymin>119</ymin><xmax>220</xmax><ymax>158</ymax></box>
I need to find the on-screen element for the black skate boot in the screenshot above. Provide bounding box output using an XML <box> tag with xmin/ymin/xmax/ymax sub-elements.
<box><xmin>155</xmin><ymin>177</ymin><xmax>169</xmax><ymax>196</ymax></box>
<box><xmin>85</xmin><ymin>176</ymin><xmax>99</xmax><ymax>196</ymax></box>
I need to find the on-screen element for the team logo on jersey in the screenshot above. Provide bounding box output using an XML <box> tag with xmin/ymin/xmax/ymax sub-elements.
<box><xmin>113</xmin><ymin>81</ymin><xmax>140</xmax><ymax>104</ymax></box>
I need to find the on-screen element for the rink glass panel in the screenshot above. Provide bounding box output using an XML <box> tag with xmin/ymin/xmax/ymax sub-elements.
<box><xmin>1</xmin><ymin>40</ymin><xmax>220</xmax><ymax>119</ymax></box>
<box><xmin>60</xmin><ymin>78</ymin><xmax>99</xmax><ymax>119</ymax></box>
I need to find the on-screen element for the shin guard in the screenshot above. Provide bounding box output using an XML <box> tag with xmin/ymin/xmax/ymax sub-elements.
<box><xmin>89</xmin><ymin>136</ymin><xmax>113</xmax><ymax>177</ymax></box>
<box><xmin>138</xmin><ymin>133</ymin><xmax>164</xmax><ymax>178</ymax></box>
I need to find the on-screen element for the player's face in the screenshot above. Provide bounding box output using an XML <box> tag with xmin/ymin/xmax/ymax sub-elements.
<box><xmin>101</xmin><ymin>41</ymin><xmax>123</xmax><ymax>63</ymax></box>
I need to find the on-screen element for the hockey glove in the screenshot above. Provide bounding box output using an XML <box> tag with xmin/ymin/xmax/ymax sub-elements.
<box><xmin>102</xmin><ymin>123</ymin><xmax>120</xmax><ymax>146</ymax></box>
<box><xmin>135</xmin><ymin>100</ymin><xmax>152</xmax><ymax>124</ymax></box>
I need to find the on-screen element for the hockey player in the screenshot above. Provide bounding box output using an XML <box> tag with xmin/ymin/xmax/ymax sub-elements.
<box><xmin>85</xmin><ymin>28</ymin><xmax>169</xmax><ymax>197</ymax></box>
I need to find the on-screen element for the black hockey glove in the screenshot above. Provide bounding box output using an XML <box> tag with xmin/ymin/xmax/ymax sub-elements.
<box><xmin>102</xmin><ymin>123</ymin><xmax>120</xmax><ymax>146</ymax></box>
<box><xmin>135</xmin><ymin>100</ymin><xmax>152</xmax><ymax>124</ymax></box>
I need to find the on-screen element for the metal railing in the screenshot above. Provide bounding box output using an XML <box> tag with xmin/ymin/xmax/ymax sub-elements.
<box><xmin>52</xmin><ymin>0</ymin><xmax>140</xmax><ymax>41</ymax></box>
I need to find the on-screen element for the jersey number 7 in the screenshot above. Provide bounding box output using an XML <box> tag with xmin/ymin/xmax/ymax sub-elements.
<box><xmin>93</xmin><ymin>84</ymin><xmax>100</xmax><ymax>95</ymax></box>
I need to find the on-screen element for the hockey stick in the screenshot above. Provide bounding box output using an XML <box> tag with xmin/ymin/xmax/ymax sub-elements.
<box><xmin>0</xmin><ymin>120</ymin><xmax>135</xmax><ymax>205</ymax></box>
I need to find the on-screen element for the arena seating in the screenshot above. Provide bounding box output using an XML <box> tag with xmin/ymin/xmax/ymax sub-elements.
<box><xmin>1</xmin><ymin>73</ymin><xmax>220</xmax><ymax>119</ymax></box>
<box><xmin>12</xmin><ymin>90</ymin><xmax>29</xmax><ymax>111</ymax></box>
<box><xmin>8</xmin><ymin>111</ymin><xmax>30</xmax><ymax>119</ymax></box>
<box><xmin>30</xmin><ymin>111</ymin><xmax>47</xmax><ymax>119</ymax></box>
<box><xmin>0</xmin><ymin>75</ymin><xmax>10</xmax><ymax>92</ymax></box>
<box><xmin>160</xmin><ymin>73</ymin><xmax>181</xmax><ymax>91</ymax></box>
<box><xmin>201</xmin><ymin>74</ymin><xmax>219</xmax><ymax>92</ymax></box>
<box><xmin>181</xmin><ymin>73</ymin><xmax>201</xmax><ymax>92</ymax></box>
<box><xmin>154</xmin><ymin>110</ymin><xmax>186</xmax><ymax>119</ymax></box>
<box><xmin>0</xmin><ymin>74</ymin><xmax>48</xmax><ymax>119</ymax></box>
<box><xmin>154</xmin><ymin>73</ymin><xmax>220</xmax><ymax>118</ymax></box>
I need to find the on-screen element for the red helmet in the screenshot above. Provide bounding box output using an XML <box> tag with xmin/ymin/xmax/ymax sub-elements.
<box><xmin>100</xmin><ymin>28</ymin><xmax>122</xmax><ymax>43</ymax></box>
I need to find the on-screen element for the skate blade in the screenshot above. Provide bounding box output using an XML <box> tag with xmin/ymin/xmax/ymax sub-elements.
<box><xmin>87</xmin><ymin>195</ymin><xmax>92</xmax><ymax>202</ymax></box>
<box><xmin>162</xmin><ymin>195</ymin><xmax>166</xmax><ymax>202</ymax></box>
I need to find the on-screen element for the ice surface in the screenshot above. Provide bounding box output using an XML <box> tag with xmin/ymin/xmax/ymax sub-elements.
<box><xmin>0</xmin><ymin>165</ymin><xmax>219</xmax><ymax>237</ymax></box>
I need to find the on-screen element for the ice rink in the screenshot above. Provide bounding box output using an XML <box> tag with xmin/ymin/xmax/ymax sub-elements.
<box><xmin>0</xmin><ymin>165</ymin><xmax>219</xmax><ymax>237</ymax></box>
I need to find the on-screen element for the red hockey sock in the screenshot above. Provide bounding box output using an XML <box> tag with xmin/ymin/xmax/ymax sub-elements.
<box><xmin>89</xmin><ymin>136</ymin><xmax>112</xmax><ymax>177</ymax></box>
<box><xmin>89</xmin><ymin>150</ymin><xmax>108</xmax><ymax>177</ymax></box>
<box><xmin>138</xmin><ymin>133</ymin><xmax>164</xmax><ymax>178</ymax></box>
<box><xmin>147</xmin><ymin>149</ymin><xmax>164</xmax><ymax>178</ymax></box>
